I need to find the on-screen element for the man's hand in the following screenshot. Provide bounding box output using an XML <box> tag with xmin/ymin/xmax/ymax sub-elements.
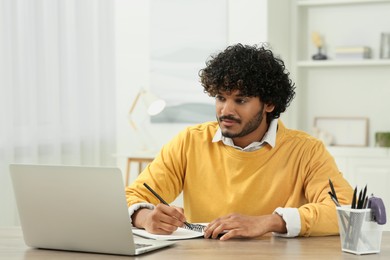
<box><xmin>203</xmin><ymin>213</ymin><xmax>287</xmax><ymax>240</ymax></box>
<box><xmin>132</xmin><ymin>204</ymin><xmax>187</xmax><ymax>235</ymax></box>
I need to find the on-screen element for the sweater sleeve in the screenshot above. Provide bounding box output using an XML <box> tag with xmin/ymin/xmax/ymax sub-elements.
<box><xmin>298</xmin><ymin>141</ymin><xmax>353</xmax><ymax>236</ymax></box>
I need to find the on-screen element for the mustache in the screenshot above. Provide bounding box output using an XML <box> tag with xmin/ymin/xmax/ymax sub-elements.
<box><xmin>218</xmin><ymin>115</ymin><xmax>241</xmax><ymax>123</ymax></box>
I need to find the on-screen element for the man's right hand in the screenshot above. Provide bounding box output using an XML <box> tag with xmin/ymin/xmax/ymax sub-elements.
<box><xmin>131</xmin><ymin>204</ymin><xmax>187</xmax><ymax>235</ymax></box>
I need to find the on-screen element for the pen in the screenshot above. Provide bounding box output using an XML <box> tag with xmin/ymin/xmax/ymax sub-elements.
<box><xmin>143</xmin><ymin>183</ymin><xmax>192</xmax><ymax>229</ymax></box>
<box><xmin>361</xmin><ymin>185</ymin><xmax>367</xmax><ymax>209</ymax></box>
<box><xmin>357</xmin><ymin>189</ymin><xmax>363</xmax><ymax>209</ymax></box>
<box><xmin>363</xmin><ymin>195</ymin><xmax>368</xmax><ymax>209</ymax></box>
<box><xmin>328</xmin><ymin>191</ymin><xmax>340</xmax><ymax>207</ymax></box>
<box><xmin>328</xmin><ymin>191</ymin><xmax>347</xmax><ymax>232</ymax></box>
<box><xmin>329</xmin><ymin>178</ymin><xmax>338</xmax><ymax>203</ymax></box>
<box><xmin>351</xmin><ymin>186</ymin><xmax>357</xmax><ymax>209</ymax></box>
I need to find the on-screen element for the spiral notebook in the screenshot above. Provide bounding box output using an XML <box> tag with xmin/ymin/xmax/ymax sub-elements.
<box><xmin>133</xmin><ymin>224</ymin><xmax>207</xmax><ymax>240</ymax></box>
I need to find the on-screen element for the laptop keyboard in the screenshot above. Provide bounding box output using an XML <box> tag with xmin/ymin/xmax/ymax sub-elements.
<box><xmin>135</xmin><ymin>243</ymin><xmax>152</xmax><ymax>249</ymax></box>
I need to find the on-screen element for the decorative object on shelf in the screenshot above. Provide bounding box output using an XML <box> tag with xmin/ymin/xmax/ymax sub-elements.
<box><xmin>375</xmin><ymin>132</ymin><xmax>390</xmax><ymax>147</ymax></box>
<box><xmin>313</xmin><ymin>117</ymin><xmax>369</xmax><ymax>147</ymax></box>
<box><xmin>334</xmin><ymin>46</ymin><xmax>371</xmax><ymax>60</ymax></box>
<box><xmin>380</xmin><ymin>32</ymin><xmax>390</xmax><ymax>59</ymax></box>
<box><xmin>311</xmin><ymin>32</ymin><xmax>327</xmax><ymax>60</ymax></box>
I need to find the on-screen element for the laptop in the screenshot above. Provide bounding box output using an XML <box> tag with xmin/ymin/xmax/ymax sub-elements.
<box><xmin>9</xmin><ymin>164</ymin><xmax>175</xmax><ymax>256</ymax></box>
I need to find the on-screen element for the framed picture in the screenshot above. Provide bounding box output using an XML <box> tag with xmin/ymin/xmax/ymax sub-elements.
<box><xmin>149</xmin><ymin>0</ymin><xmax>227</xmax><ymax>124</ymax></box>
<box><xmin>313</xmin><ymin>117</ymin><xmax>369</xmax><ymax>147</ymax></box>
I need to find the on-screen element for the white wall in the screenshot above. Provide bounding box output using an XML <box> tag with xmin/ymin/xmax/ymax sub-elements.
<box><xmin>115</xmin><ymin>1</ymin><xmax>197</xmax><ymax>185</ymax></box>
<box><xmin>114</xmin><ymin>0</ymin><xmax>149</xmax><ymax>179</ymax></box>
<box><xmin>114</xmin><ymin>0</ymin><xmax>280</xmax><ymax>185</ymax></box>
<box><xmin>227</xmin><ymin>0</ymin><xmax>268</xmax><ymax>45</ymax></box>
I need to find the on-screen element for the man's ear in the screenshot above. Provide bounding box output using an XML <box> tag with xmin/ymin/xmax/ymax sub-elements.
<box><xmin>265</xmin><ymin>103</ymin><xmax>275</xmax><ymax>113</ymax></box>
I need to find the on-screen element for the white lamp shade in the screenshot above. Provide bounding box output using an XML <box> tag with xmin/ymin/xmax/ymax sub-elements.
<box><xmin>147</xmin><ymin>99</ymin><xmax>166</xmax><ymax>116</ymax></box>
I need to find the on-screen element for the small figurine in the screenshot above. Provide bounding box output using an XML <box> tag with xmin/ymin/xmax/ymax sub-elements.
<box><xmin>311</xmin><ymin>32</ymin><xmax>327</xmax><ymax>60</ymax></box>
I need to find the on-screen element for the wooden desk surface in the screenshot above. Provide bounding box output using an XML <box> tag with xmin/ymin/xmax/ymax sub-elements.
<box><xmin>1</xmin><ymin>227</ymin><xmax>390</xmax><ymax>259</ymax></box>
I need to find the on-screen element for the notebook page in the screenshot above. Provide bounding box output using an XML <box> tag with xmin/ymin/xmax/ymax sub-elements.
<box><xmin>132</xmin><ymin>227</ymin><xmax>204</xmax><ymax>240</ymax></box>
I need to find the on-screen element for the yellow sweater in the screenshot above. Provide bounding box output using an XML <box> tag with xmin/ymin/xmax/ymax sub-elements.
<box><xmin>126</xmin><ymin>120</ymin><xmax>353</xmax><ymax>236</ymax></box>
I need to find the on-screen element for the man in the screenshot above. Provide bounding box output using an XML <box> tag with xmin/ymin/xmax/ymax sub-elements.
<box><xmin>125</xmin><ymin>43</ymin><xmax>353</xmax><ymax>240</ymax></box>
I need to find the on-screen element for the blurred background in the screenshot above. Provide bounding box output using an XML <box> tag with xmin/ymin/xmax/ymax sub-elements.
<box><xmin>1</xmin><ymin>0</ymin><xmax>390</xmax><ymax>230</ymax></box>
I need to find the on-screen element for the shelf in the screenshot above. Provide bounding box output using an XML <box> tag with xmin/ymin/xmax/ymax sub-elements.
<box><xmin>298</xmin><ymin>0</ymin><xmax>390</xmax><ymax>7</ymax></box>
<box><xmin>326</xmin><ymin>146</ymin><xmax>390</xmax><ymax>157</ymax></box>
<box><xmin>291</xmin><ymin>0</ymin><xmax>390</xmax><ymax>145</ymax></box>
<box><xmin>297</xmin><ymin>59</ymin><xmax>390</xmax><ymax>68</ymax></box>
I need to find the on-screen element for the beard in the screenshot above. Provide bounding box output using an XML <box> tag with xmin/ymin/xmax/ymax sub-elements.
<box><xmin>218</xmin><ymin>105</ymin><xmax>265</xmax><ymax>139</ymax></box>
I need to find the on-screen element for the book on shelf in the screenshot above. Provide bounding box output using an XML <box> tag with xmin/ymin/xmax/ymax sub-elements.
<box><xmin>334</xmin><ymin>46</ymin><xmax>371</xmax><ymax>60</ymax></box>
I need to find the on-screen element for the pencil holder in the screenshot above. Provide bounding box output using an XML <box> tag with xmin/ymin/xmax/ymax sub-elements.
<box><xmin>336</xmin><ymin>206</ymin><xmax>383</xmax><ymax>255</ymax></box>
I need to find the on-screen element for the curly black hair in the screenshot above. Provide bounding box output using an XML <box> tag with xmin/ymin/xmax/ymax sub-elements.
<box><xmin>199</xmin><ymin>43</ymin><xmax>295</xmax><ymax>123</ymax></box>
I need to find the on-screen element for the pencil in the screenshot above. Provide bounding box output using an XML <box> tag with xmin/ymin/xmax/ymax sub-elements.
<box><xmin>143</xmin><ymin>183</ymin><xmax>192</xmax><ymax>229</ymax></box>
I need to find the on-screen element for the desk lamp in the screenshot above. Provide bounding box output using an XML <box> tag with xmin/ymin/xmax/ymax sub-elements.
<box><xmin>128</xmin><ymin>88</ymin><xmax>166</xmax><ymax>131</ymax></box>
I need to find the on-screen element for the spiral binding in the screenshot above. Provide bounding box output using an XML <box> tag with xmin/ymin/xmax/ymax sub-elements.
<box><xmin>184</xmin><ymin>223</ymin><xmax>206</xmax><ymax>233</ymax></box>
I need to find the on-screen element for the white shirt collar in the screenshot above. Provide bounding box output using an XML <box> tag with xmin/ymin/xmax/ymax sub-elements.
<box><xmin>212</xmin><ymin>119</ymin><xmax>278</xmax><ymax>151</ymax></box>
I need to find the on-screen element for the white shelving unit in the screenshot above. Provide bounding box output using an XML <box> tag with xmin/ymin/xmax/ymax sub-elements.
<box><xmin>291</xmin><ymin>0</ymin><xmax>390</xmax><ymax>145</ymax></box>
<box><xmin>291</xmin><ymin>0</ymin><xmax>390</xmax><ymax>231</ymax></box>
<box><xmin>297</xmin><ymin>59</ymin><xmax>390</xmax><ymax>68</ymax></box>
<box><xmin>297</xmin><ymin>0</ymin><xmax>389</xmax><ymax>7</ymax></box>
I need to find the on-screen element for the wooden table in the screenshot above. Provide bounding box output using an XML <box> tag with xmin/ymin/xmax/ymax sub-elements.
<box><xmin>1</xmin><ymin>227</ymin><xmax>390</xmax><ymax>259</ymax></box>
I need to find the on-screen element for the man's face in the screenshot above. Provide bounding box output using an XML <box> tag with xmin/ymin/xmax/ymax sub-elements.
<box><xmin>215</xmin><ymin>90</ymin><xmax>274</xmax><ymax>146</ymax></box>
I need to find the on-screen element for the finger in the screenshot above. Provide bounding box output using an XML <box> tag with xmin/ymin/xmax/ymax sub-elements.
<box><xmin>157</xmin><ymin>204</ymin><xmax>187</xmax><ymax>223</ymax></box>
<box><xmin>154</xmin><ymin>204</ymin><xmax>187</xmax><ymax>230</ymax></box>
<box><xmin>155</xmin><ymin>214</ymin><xmax>181</xmax><ymax>228</ymax></box>
<box><xmin>219</xmin><ymin>230</ymin><xmax>235</xmax><ymax>241</ymax></box>
<box><xmin>156</xmin><ymin>221</ymin><xmax>180</xmax><ymax>233</ymax></box>
<box><xmin>172</xmin><ymin>206</ymin><xmax>185</xmax><ymax>215</ymax></box>
<box><xmin>203</xmin><ymin>221</ymin><xmax>219</xmax><ymax>238</ymax></box>
<box><xmin>146</xmin><ymin>213</ymin><xmax>180</xmax><ymax>234</ymax></box>
<box><xmin>211</xmin><ymin>223</ymin><xmax>229</xmax><ymax>239</ymax></box>
<box><xmin>203</xmin><ymin>222</ymin><xmax>225</xmax><ymax>239</ymax></box>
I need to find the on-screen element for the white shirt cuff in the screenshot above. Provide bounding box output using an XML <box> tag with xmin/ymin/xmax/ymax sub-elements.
<box><xmin>128</xmin><ymin>202</ymin><xmax>155</xmax><ymax>225</ymax></box>
<box><xmin>272</xmin><ymin>207</ymin><xmax>301</xmax><ymax>237</ymax></box>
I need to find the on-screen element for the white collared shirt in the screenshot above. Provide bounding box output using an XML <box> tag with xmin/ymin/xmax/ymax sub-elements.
<box><xmin>212</xmin><ymin>118</ymin><xmax>300</xmax><ymax>237</ymax></box>
<box><xmin>212</xmin><ymin>118</ymin><xmax>278</xmax><ymax>150</ymax></box>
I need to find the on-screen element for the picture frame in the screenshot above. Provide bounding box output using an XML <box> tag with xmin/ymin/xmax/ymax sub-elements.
<box><xmin>313</xmin><ymin>117</ymin><xmax>369</xmax><ymax>147</ymax></box>
<box><xmin>149</xmin><ymin>0</ymin><xmax>227</xmax><ymax>124</ymax></box>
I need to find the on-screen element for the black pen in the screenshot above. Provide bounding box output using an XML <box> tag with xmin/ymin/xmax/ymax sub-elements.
<box><xmin>351</xmin><ymin>186</ymin><xmax>357</xmax><ymax>209</ymax></box>
<box><xmin>143</xmin><ymin>183</ymin><xmax>192</xmax><ymax>229</ymax></box>
<box><xmin>328</xmin><ymin>191</ymin><xmax>347</xmax><ymax>232</ymax></box>
<box><xmin>357</xmin><ymin>189</ymin><xmax>363</xmax><ymax>209</ymax></box>
<box><xmin>361</xmin><ymin>185</ymin><xmax>367</xmax><ymax>208</ymax></box>
<box><xmin>329</xmin><ymin>178</ymin><xmax>338</xmax><ymax>203</ymax></box>
<box><xmin>328</xmin><ymin>191</ymin><xmax>340</xmax><ymax>207</ymax></box>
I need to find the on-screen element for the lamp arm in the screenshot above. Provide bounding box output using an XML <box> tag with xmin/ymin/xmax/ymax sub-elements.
<box><xmin>128</xmin><ymin>89</ymin><xmax>144</xmax><ymax>131</ymax></box>
<box><xmin>128</xmin><ymin>90</ymin><xmax>144</xmax><ymax>115</ymax></box>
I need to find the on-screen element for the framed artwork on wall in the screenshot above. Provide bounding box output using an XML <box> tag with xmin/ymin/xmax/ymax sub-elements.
<box><xmin>149</xmin><ymin>0</ymin><xmax>227</xmax><ymax>124</ymax></box>
<box><xmin>313</xmin><ymin>117</ymin><xmax>369</xmax><ymax>147</ymax></box>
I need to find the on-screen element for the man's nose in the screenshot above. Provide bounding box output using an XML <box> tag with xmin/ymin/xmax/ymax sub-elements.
<box><xmin>220</xmin><ymin>100</ymin><xmax>235</xmax><ymax>116</ymax></box>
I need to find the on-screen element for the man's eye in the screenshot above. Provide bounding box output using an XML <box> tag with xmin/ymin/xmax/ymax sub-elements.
<box><xmin>216</xmin><ymin>95</ymin><xmax>225</xmax><ymax>101</ymax></box>
<box><xmin>236</xmin><ymin>99</ymin><xmax>246</xmax><ymax>104</ymax></box>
